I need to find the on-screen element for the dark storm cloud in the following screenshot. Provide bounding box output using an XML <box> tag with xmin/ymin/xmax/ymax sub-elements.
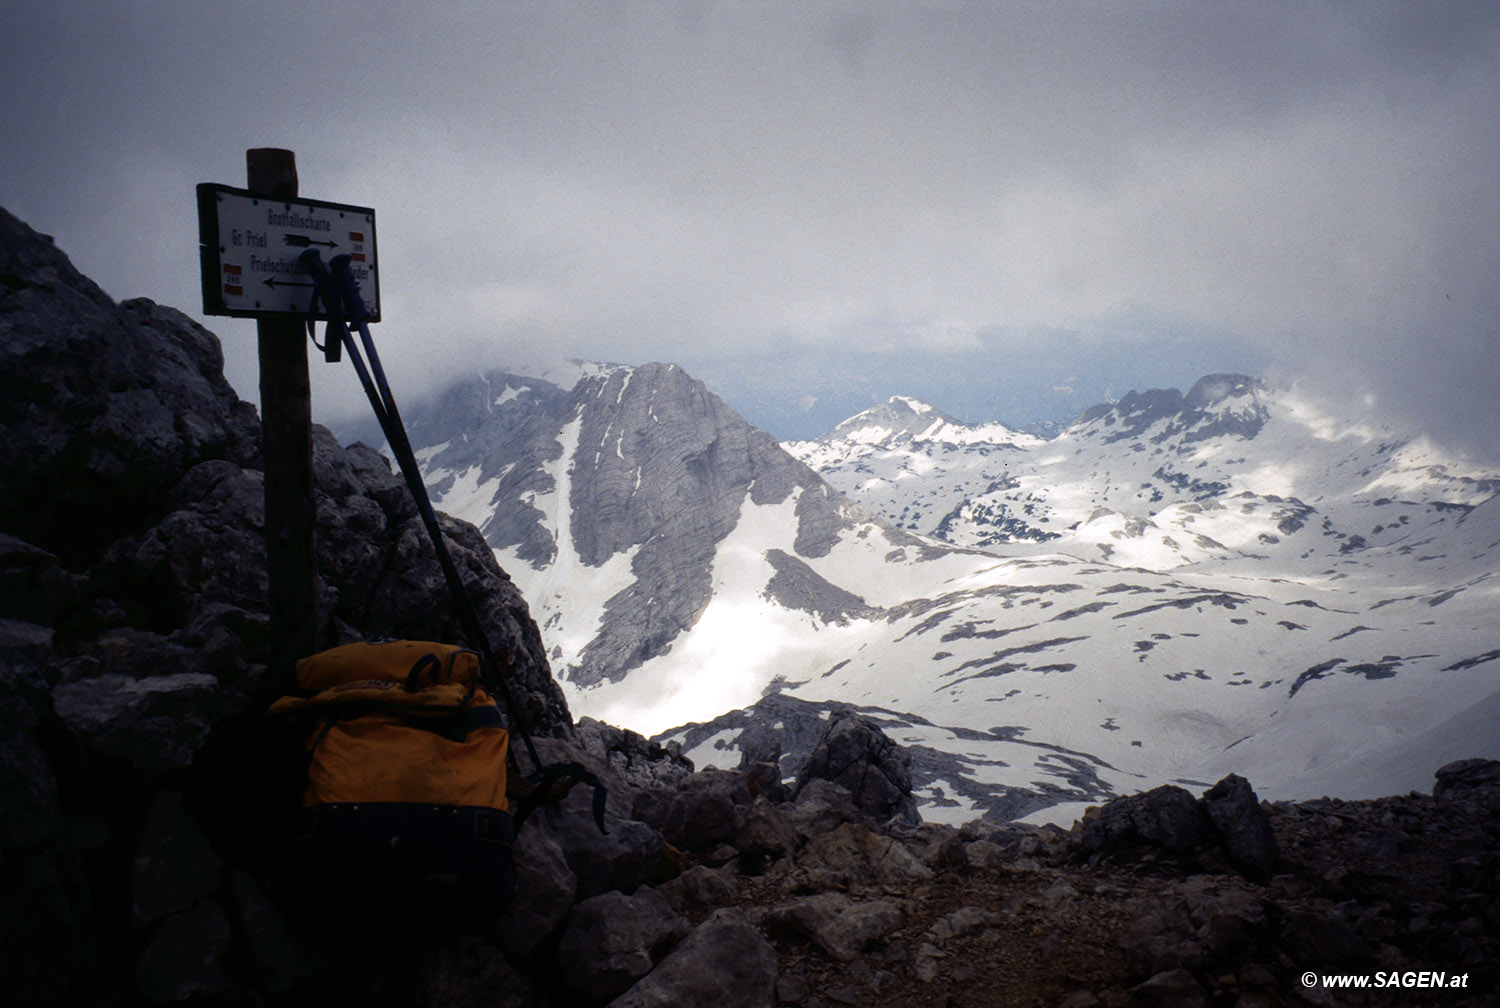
<box><xmin>2</xmin><ymin>3</ymin><xmax>1496</xmax><ymax>457</ymax></box>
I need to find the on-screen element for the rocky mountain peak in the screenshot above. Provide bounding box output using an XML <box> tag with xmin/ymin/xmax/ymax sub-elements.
<box><xmin>1184</xmin><ymin>372</ymin><xmax>1263</xmax><ymax>410</ymax></box>
<box><xmin>403</xmin><ymin>359</ymin><xmax>878</xmax><ymax>689</ymax></box>
<box><xmin>828</xmin><ymin>395</ymin><xmax>954</xmax><ymax>443</ymax></box>
<box><xmin>1070</xmin><ymin>372</ymin><xmax>1269</xmax><ymax>444</ymax></box>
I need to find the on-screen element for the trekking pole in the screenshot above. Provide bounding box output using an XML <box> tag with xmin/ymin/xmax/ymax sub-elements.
<box><xmin>323</xmin><ymin>254</ymin><xmax>548</xmax><ymax>775</ymax></box>
<box><xmin>297</xmin><ymin>252</ymin><xmax>608</xmax><ymax>833</ymax></box>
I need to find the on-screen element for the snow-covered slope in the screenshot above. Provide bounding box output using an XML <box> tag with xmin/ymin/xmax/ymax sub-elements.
<box><xmin>788</xmin><ymin>374</ymin><xmax>1499</xmax><ymax>575</ymax></box>
<box><xmin>397</xmin><ymin>365</ymin><xmax>1500</xmax><ymax>825</ymax></box>
<box><xmin>785</xmin><ymin>395</ymin><xmax>1046</xmax><ymax>542</ymax></box>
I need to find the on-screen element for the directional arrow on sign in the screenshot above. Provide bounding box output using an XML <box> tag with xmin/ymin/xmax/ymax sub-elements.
<box><xmin>263</xmin><ymin>276</ymin><xmax>316</xmax><ymax>290</ymax></box>
<box><xmin>282</xmin><ymin>234</ymin><xmax>338</xmax><ymax>249</ymax></box>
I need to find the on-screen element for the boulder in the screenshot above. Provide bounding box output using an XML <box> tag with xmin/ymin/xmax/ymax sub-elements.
<box><xmin>783</xmin><ymin>777</ymin><xmax>861</xmax><ymax>838</ymax></box>
<box><xmin>228</xmin><ymin>869</ymin><xmax>321</xmax><ymax>994</ymax></box>
<box><xmin>557</xmin><ymin>887</ymin><xmax>690</xmax><ymax>1000</ymax></box>
<box><xmin>492</xmin><ymin>819</ymin><xmax>577</xmax><ymax>958</ymax></box>
<box><xmin>132</xmin><ymin>790</ymin><xmax>222</xmax><ymax>922</ymax></box>
<box><xmin>1129</xmin><ymin>968</ymin><xmax>1207</xmax><ymax>1008</ymax></box>
<box><xmin>1201</xmin><ymin>774</ymin><xmax>1279</xmax><ymax>881</ymax></box>
<box><xmin>135</xmin><ymin>900</ymin><xmax>234</xmax><ymax>1004</ymax></box>
<box><xmin>763</xmin><ymin>892</ymin><xmax>906</xmax><ymax>962</ymax></box>
<box><xmin>1080</xmin><ymin>784</ymin><xmax>1212</xmax><ymax>865</ymax></box>
<box><xmin>735</xmin><ymin>795</ymin><xmax>799</xmax><ymax>870</ymax></box>
<box><xmin>52</xmin><ymin>668</ymin><xmax>226</xmax><ymax>773</ymax></box>
<box><xmin>1082</xmin><ymin>776</ymin><xmax>1279</xmax><ymax>882</ymax></box>
<box><xmin>792</xmin><ymin>711</ymin><xmax>919</xmax><ymax>827</ymax></box>
<box><xmin>659</xmin><ymin>864</ymin><xmax>740</xmax><ymax>913</ymax></box>
<box><xmin>798</xmin><ymin>821</ymin><xmax>934</xmax><ymax>888</ymax></box>
<box><xmin>653</xmin><ymin>769</ymin><xmax>752</xmax><ymax>855</ymax></box>
<box><xmin>926</xmin><ymin>906</ymin><xmax>1002</xmax><ymax>943</ymax></box>
<box><xmin>607</xmin><ymin>908</ymin><xmax>777</xmax><ymax>1008</ymax></box>
<box><xmin>574</xmin><ymin>717</ymin><xmax>695</xmax><ymax>793</ymax></box>
<box><xmin>417</xmin><ymin>938</ymin><xmax>539</xmax><ymax>1008</ymax></box>
<box><xmin>543</xmin><ymin>798</ymin><xmax>676</xmax><ymax>901</ymax></box>
<box><xmin>1434</xmin><ymin>758</ymin><xmax>1500</xmax><ymax>799</ymax></box>
<box><xmin>0</xmin><ymin>643</ymin><xmax>102</xmax><ymax>1008</ymax></box>
<box><xmin>0</xmin><ymin>534</ymin><xmax>75</xmax><ymax>625</ymax></box>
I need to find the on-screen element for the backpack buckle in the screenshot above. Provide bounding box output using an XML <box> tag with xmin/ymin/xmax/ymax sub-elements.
<box><xmin>474</xmin><ymin>808</ymin><xmax>514</xmax><ymax>846</ymax></box>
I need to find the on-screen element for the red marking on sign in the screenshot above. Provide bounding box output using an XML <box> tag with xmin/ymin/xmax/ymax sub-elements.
<box><xmin>348</xmin><ymin>231</ymin><xmax>364</xmax><ymax>242</ymax></box>
<box><xmin>351</xmin><ymin>253</ymin><xmax>366</xmax><ymax>262</ymax></box>
<box><xmin>223</xmin><ymin>263</ymin><xmax>243</xmax><ymax>296</ymax></box>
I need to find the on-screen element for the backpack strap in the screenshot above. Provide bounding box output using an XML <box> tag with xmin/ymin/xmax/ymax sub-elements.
<box><xmin>511</xmin><ymin>762</ymin><xmax>608</xmax><ymax>835</ymax></box>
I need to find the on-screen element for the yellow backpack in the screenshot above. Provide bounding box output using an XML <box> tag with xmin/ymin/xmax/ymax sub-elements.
<box><xmin>272</xmin><ymin>640</ymin><xmax>510</xmax><ymax>810</ymax></box>
<box><xmin>270</xmin><ymin>640</ymin><xmax>517</xmax><ymax>921</ymax></box>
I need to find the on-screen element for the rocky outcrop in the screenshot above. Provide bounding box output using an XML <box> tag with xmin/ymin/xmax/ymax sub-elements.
<box><xmin>793</xmin><ymin>709</ymin><xmax>920</xmax><ymax>828</ymax></box>
<box><xmin>1076</xmin><ymin>774</ymin><xmax>1279</xmax><ymax>883</ymax></box>
<box><xmin>1434</xmin><ymin>757</ymin><xmax>1500</xmax><ymax>798</ymax></box>
<box><xmin>0</xmin><ymin>204</ymin><xmax>578</xmax><ymax>1005</ymax></box>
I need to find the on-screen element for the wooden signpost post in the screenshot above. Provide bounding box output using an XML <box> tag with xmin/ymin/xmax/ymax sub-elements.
<box><xmin>196</xmin><ymin>149</ymin><xmax>381</xmax><ymax>667</ymax></box>
<box><xmin>246</xmin><ymin>149</ymin><xmax>318</xmax><ymax>665</ymax></box>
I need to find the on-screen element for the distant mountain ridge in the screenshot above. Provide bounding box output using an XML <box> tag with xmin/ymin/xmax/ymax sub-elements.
<box><xmin>787</xmin><ymin>372</ymin><xmax>1498</xmax><ymax>569</ymax></box>
<box><xmin>399</xmin><ymin>360</ymin><xmax>1500</xmax><ymax>823</ymax></box>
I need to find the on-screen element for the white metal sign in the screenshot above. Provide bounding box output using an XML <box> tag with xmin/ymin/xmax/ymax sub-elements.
<box><xmin>197</xmin><ymin>183</ymin><xmax>380</xmax><ymax>322</ymax></box>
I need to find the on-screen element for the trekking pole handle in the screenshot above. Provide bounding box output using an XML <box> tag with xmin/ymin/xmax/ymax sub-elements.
<box><xmin>297</xmin><ymin>249</ymin><xmax>346</xmax><ymax>364</ymax></box>
<box><xmin>330</xmin><ymin>255</ymin><xmax>371</xmax><ymax>325</ymax></box>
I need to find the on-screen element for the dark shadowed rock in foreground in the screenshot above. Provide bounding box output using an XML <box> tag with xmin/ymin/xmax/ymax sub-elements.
<box><xmin>0</xmin><ymin>204</ymin><xmax>576</xmax><ymax>1005</ymax></box>
<box><xmin>607</xmin><ymin>908</ymin><xmax>778</xmax><ymax>1008</ymax></box>
<box><xmin>1078</xmin><ymin>774</ymin><xmax>1279</xmax><ymax>883</ymax></box>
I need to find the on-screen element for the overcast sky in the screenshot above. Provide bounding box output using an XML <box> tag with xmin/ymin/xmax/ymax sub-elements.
<box><xmin>4</xmin><ymin>2</ymin><xmax>1497</xmax><ymax>456</ymax></box>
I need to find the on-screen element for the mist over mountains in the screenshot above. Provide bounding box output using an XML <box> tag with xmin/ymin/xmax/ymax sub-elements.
<box><xmin>391</xmin><ymin>360</ymin><xmax>1500</xmax><ymax>824</ymax></box>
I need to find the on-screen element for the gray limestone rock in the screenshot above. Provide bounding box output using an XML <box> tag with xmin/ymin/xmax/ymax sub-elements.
<box><xmin>135</xmin><ymin>900</ymin><xmax>234</xmax><ymax>1004</ymax></box>
<box><xmin>1201</xmin><ymin>773</ymin><xmax>1279</xmax><ymax>882</ymax></box>
<box><xmin>492</xmin><ymin>820</ymin><xmax>577</xmax><ymax>958</ymax></box>
<box><xmin>784</xmin><ymin>777</ymin><xmax>862</xmax><ymax>838</ymax></box>
<box><xmin>1080</xmin><ymin>784</ymin><xmax>1214</xmax><ymax>865</ymax></box>
<box><xmin>793</xmin><ymin>710</ymin><xmax>919</xmax><ymax>827</ymax></box>
<box><xmin>763</xmin><ymin>892</ymin><xmax>905</xmax><ymax>962</ymax></box>
<box><xmin>132</xmin><ymin>791</ymin><xmax>222</xmax><ymax>923</ymax></box>
<box><xmin>1434</xmin><ymin>757</ymin><xmax>1500</xmax><ymax>798</ymax></box>
<box><xmin>797</xmin><ymin>822</ymin><xmax>934</xmax><ymax>888</ymax></box>
<box><xmin>659</xmin><ymin>864</ymin><xmax>740</xmax><ymax>913</ymax></box>
<box><xmin>735</xmin><ymin>795</ymin><xmax>799</xmax><ymax>864</ymax></box>
<box><xmin>557</xmin><ymin>887</ymin><xmax>690</xmax><ymax>1000</ymax></box>
<box><xmin>607</xmin><ymin>908</ymin><xmax>778</xmax><ymax>1008</ymax></box>
<box><xmin>0</xmin><ymin>203</ymin><xmax>574</xmax><ymax>1005</ymax></box>
<box><xmin>1129</xmin><ymin>968</ymin><xmax>1208</xmax><ymax>1008</ymax></box>
<box><xmin>653</xmin><ymin>768</ymin><xmax>753</xmax><ymax>855</ymax></box>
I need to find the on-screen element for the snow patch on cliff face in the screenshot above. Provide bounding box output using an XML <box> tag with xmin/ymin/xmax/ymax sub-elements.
<box><xmin>485</xmin><ymin>414</ymin><xmax>640</xmax><ymax>678</ymax></box>
<box><xmin>575</xmin><ymin>490</ymin><xmax>879</xmax><ymax>735</ymax></box>
<box><xmin>436</xmin><ymin>463</ymin><xmax>505</xmax><ymax>527</ymax></box>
